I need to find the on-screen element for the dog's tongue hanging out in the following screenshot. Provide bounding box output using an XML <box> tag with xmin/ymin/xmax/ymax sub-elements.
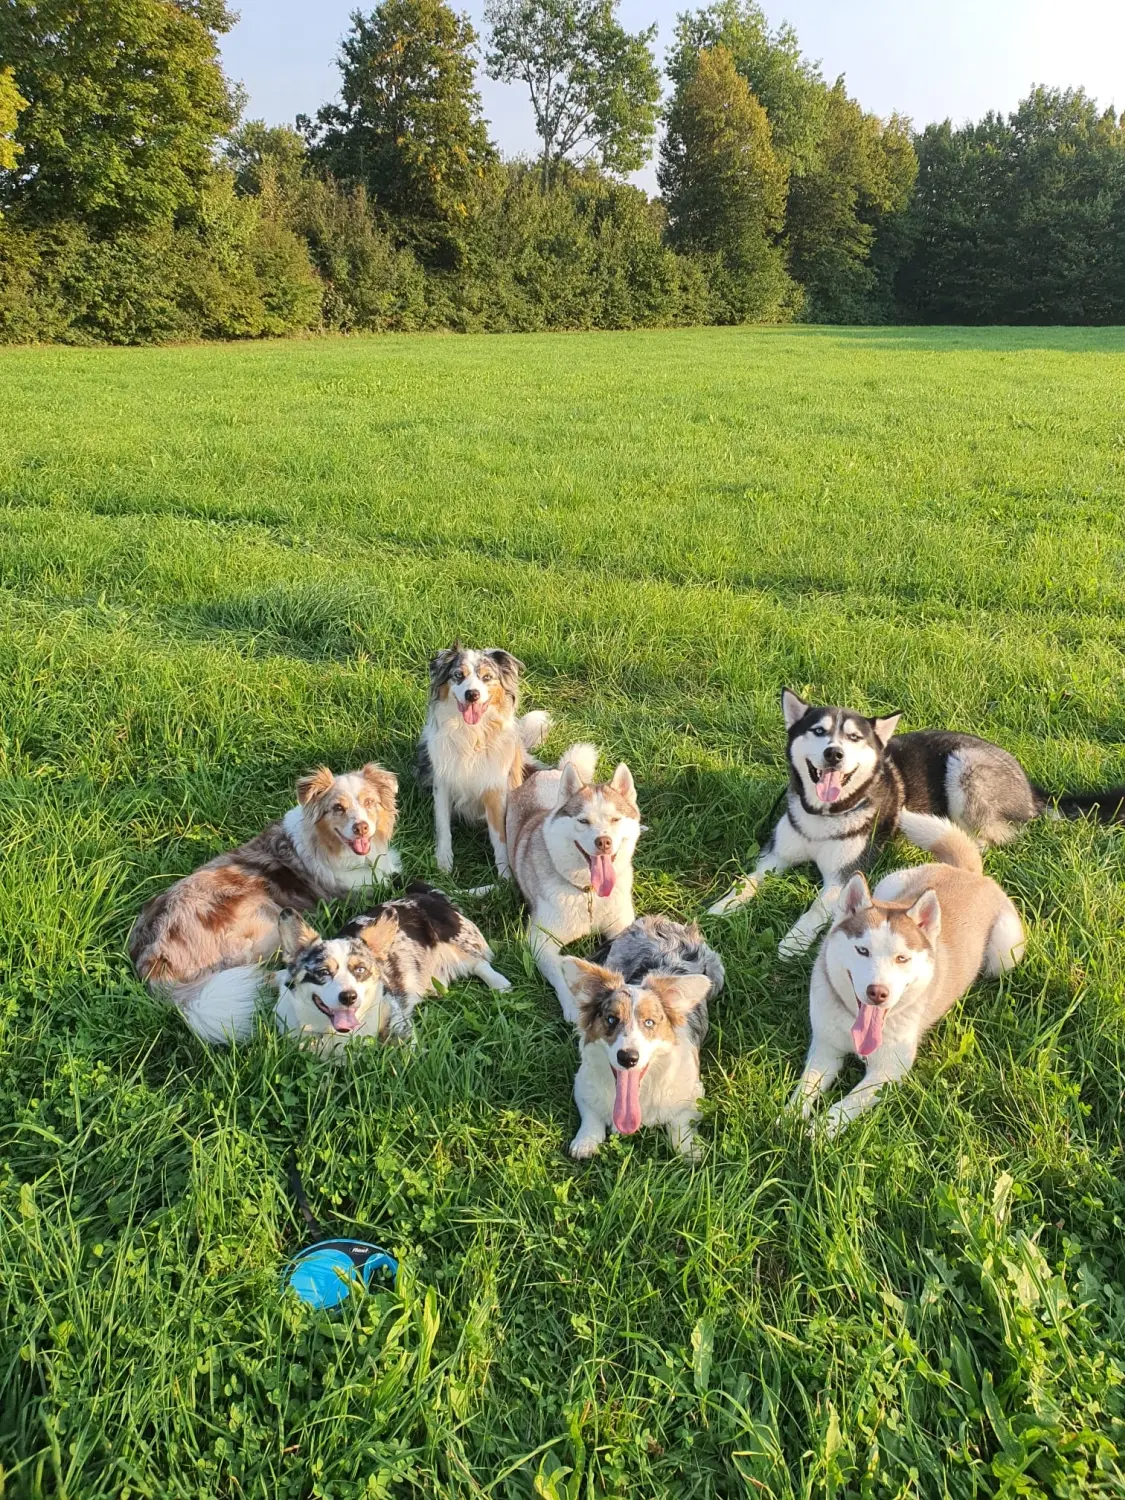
<box><xmin>588</xmin><ymin>851</ymin><xmax>615</xmax><ymax>898</ymax></box>
<box><xmin>612</xmin><ymin>1066</ymin><xmax>643</xmax><ymax>1134</ymax></box>
<box><xmin>350</xmin><ymin>834</ymin><xmax>371</xmax><ymax>856</ymax></box>
<box><xmin>851</xmin><ymin>1002</ymin><xmax>885</xmax><ymax>1057</ymax></box>
<box><xmin>816</xmin><ymin>769</ymin><xmax>843</xmax><ymax>804</ymax></box>
<box><xmin>459</xmin><ymin>699</ymin><xmax>485</xmax><ymax>727</ymax></box>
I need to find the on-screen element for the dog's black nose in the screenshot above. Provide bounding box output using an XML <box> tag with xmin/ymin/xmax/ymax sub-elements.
<box><xmin>463</xmin><ymin>688</ymin><xmax>480</xmax><ymax>702</ymax></box>
<box><xmin>822</xmin><ymin>744</ymin><xmax>844</xmax><ymax>766</ymax></box>
<box><xmin>337</xmin><ymin>989</ymin><xmax>358</xmax><ymax>1009</ymax></box>
<box><xmin>616</xmin><ymin>1048</ymin><xmax>639</xmax><ymax>1069</ymax></box>
<box><xmin>865</xmin><ymin>984</ymin><xmax>889</xmax><ymax>1006</ymax></box>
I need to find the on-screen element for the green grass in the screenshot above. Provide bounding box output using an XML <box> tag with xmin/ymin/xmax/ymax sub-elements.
<box><xmin>2</xmin><ymin>324</ymin><xmax>1125</xmax><ymax>1499</ymax></box>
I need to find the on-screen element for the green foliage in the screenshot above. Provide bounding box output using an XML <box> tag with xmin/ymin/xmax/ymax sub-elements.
<box><xmin>896</xmin><ymin>88</ymin><xmax>1125</xmax><ymax>325</ymax></box>
<box><xmin>659</xmin><ymin>47</ymin><xmax>794</xmax><ymax>323</ymax></box>
<box><xmin>786</xmin><ymin>82</ymin><xmax>917</xmax><ymax>324</ymax></box>
<box><xmin>0</xmin><ymin>65</ymin><xmax>27</xmax><ymax>177</ymax></box>
<box><xmin>0</xmin><ymin>173</ymin><xmax>321</xmax><ymax>344</ymax></box>
<box><xmin>0</xmin><ymin>0</ymin><xmax>238</xmax><ymax>231</ymax></box>
<box><xmin>304</xmin><ymin>0</ymin><xmax>497</xmax><ymax>266</ymax></box>
<box><xmin>2</xmin><ymin>327</ymin><xmax>1125</xmax><ymax>1490</ymax></box>
<box><xmin>224</xmin><ymin>119</ymin><xmax>309</xmax><ymax>199</ymax></box>
<box><xmin>485</xmin><ymin>0</ymin><xmax>661</xmax><ymax>181</ymax></box>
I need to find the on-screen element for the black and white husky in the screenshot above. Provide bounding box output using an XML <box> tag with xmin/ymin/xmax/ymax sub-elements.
<box><xmin>709</xmin><ymin>688</ymin><xmax>1125</xmax><ymax>956</ymax></box>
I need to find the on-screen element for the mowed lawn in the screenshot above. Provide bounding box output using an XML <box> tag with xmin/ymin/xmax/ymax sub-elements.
<box><xmin>2</xmin><ymin>325</ymin><xmax>1125</xmax><ymax>1499</ymax></box>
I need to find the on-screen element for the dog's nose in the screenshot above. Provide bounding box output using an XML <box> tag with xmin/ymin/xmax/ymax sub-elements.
<box><xmin>594</xmin><ymin>834</ymin><xmax>613</xmax><ymax>854</ymax></box>
<box><xmin>337</xmin><ymin>989</ymin><xmax>358</xmax><ymax>1009</ymax></box>
<box><xmin>865</xmin><ymin>984</ymin><xmax>889</xmax><ymax>1006</ymax></box>
<box><xmin>463</xmin><ymin>688</ymin><xmax>480</xmax><ymax>702</ymax></box>
<box><xmin>616</xmin><ymin>1048</ymin><xmax>639</xmax><ymax>1069</ymax></box>
<box><xmin>352</xmin><ymin>819</ymin><xmax>369</xmax><ymax>837</ymax></box>
<box><xmin>822</xmin><ymin>744</ymin><xmax>844</xmax><ymax>766</ymax></box>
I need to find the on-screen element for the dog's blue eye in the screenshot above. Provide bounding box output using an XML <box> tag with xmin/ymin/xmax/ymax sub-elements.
<box><xmin>855</xmin><ymin>946</ymin><xmax>869</xmax><ymax>957</ymax></box>
<box><xmin>644</xmin><ymin>1018</ymin><xmax>655</xmax><ymax>1029</ymax></box>
<box><xmin>812</xmin><ymin>727</ymin><xmax>827</xmax><ymax>737</ymax></box>
<box><xmin>577</xmin><ymin>817</ymin><xmax>590</xmax><ymax>826</ymax></box>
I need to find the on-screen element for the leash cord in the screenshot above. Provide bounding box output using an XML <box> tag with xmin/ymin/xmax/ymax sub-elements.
<box><xmin>287</xmin><ymin>1151</ymin><xmax>324</xmax><ymax>1239</ymax></box>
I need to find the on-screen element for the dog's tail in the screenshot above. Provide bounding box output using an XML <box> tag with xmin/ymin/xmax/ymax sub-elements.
<box><xmin>558</xmin><ymin>741</ymin><xmax>598</xmax><ymax>785</ymax></box>
<box><xmin>1033</xmin><ymin>783</ymin><xmax>1125</xmax><ymax>824</ymax></box>
<box><xmin>518</xmin><ymin>710</ymin><xmax>552</xmax><ymax>753</ymax></box>
<box><xmin>897</xmin><ymin>810</ymin><xmax>983</xmax><ymax>875</ymax></box>
<box><xmin>170</xmin><ymin>964</ymin><xmax>267</xmax><ymax>1045</ymax></box>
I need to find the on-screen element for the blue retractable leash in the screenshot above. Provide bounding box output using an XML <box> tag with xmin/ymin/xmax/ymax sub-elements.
<box><xmin>282</xmin><ymin>1154</ymin><xmax>398</xmax><ymax>1311</ymax></box>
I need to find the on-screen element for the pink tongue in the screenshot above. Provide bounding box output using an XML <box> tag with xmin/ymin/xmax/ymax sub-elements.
<box><xmin>817</xmin><ymin>769</ymin><xmax>843</xmax><ymax>804</ymax></box>
<box><xmin>351</xmin><ymin>835</ymin><xmax>371</xmax><ymax>856</ymax></box>
<box><xmin>332</xmin><ymin>1011</ymin><xmax>360</xmax><ymax>1033</ymax></box>
<box><xmin>851</xmin><ymin>1003</ymin><xmax>885</xmax><ymax>1058</ymax></box>
<box><xmin>588</xmin><ymin>853</ymin><xmax>615</xmax><ymax>898</ymax></box>
<box><xmin>612</xmin><ymin>1067</ymin><xmax>643</xmax><ymax>1134</ymax></box>
<box><xmin>460</xmin><ymin>700</ymin><xmax>484</xmax><ymax>726</ymax></box>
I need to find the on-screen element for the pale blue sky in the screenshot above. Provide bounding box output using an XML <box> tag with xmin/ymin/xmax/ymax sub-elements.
<box><xmin>221</xmin><ymin>0</ymin><xmax>1124</xmax><ymax>191</ymax></box>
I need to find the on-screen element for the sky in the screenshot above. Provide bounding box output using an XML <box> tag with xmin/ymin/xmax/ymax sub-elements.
<box><xmin>220</xmin><ymin>0</ymin><xmax>1125</xmax><ymax>193</ymax></box>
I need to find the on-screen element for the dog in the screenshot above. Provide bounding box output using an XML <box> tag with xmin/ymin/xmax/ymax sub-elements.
<box><xmin>416</xmin><ymin>642</ymin><xmax>551</xmax><ymax>877</ymax></box>
<box><xmin>128</xmin><ymin>764</ymin><xmax>402</xmax><ymax>1043</ymax></box>
<box><xmin>274</xmin><ymin>883</ymin><xmax>511</xmax><ymax>1053</ymax></box>
<box><xmin>506</xmin><ymin>743</ymin><xmax>642</xmax><ymax>1019</ymax></box>
<box><xmin>709</xmin><ymin>687</ymin><xmax>1125</xmax><ymax>956</ymax></box>
<box><xmin>561</xmin><ymin>917</ymin><xmax>724</xmax><ymax>1159</ymax></box>
<box><xmin>791</xmin><ymin>809</ymin><xmax>1025</xmax><ymax>1136</ymax></box>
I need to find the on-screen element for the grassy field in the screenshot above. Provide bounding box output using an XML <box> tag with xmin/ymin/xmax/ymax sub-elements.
<box><xmin>2</xmin><ymin>325</ymin><xmax>1125</xmax><ymax>1499</ymax></box>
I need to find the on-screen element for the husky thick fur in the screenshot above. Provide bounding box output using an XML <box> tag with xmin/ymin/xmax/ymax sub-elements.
<box><xmin>128</xmin><ymin>764</ymin><xmax>402</xmax><ymax>1043</ymax></box>
<box><xmin>506</xmin><ymin>743</ymin><xmax>643</xmax><ymax>1020</ymax></box>
<box><xmin>274</xmin><ymin>883</ymin><xmax>510</xmax><ymax>1054</ymax></box>
<box><xmin>416</xmin><ymin>642</ymin><xmax>551</xmax><ymax>876</ymax></box>
<box><xmin>562</xmin><ymin>917</ymin><xmax>723</xmax><ymax>1159</ymax></box>
<box><xmin>792</xmin><ymin>810</ymin><xmax>1025</xmax><ymax>1136</ymax></box>
<box><xmin>710</xmin><ymin>687</ymin><xmax>1125</xmax><ymax>956</ymax></box>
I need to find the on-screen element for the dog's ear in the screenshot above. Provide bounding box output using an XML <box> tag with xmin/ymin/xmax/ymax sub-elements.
<box><xmin>360</xmin><ymin>762</ymin><xmax>398</xmax><ymax>806</ymax></box>
<box><xmin>871</xmin><ymin>712</ymin><xmax>902</xmax><ymax>747</ymax></box>
<box><xmin>609</xmin><ymin>763</ymin><xmax>636</xmax><ymax>803</ymax></box>
<box><xmin>484</xmin><ymin>649</ymin><xmax>524</xmax><ymax>694</ymax></box>
<box><xmin>906</xmin><ymin>888</ymin><xmax>941</xmax><ymax>941</ymax></box>
<box><xmin>355</xmin><ymin>910</ymin><xmax>398</xmax><ymax>960</ymax></box>
<box><xmin>557</xmin><ymin>761</ymin><xmax>584</xmax><ymax>803</ymax></box>
<box><xmin>561</xmin><ymin>958</ymin><xmax>624</xmax><ymax>1032</ymax></box>
<box><xmin>781</xmin><ymin>689</ymin><xmax>809</xmax><ymax>729</ymax></box>
<box><xmin>428</xmin><ymin>642</ymin><xmax>463</xmax><ymax>686</ymax></box>
<box><xmin>838</xmin><ymin>872</ymin><xmax>872</xmax><ymax>917</ymax></box>
<box><xmin>278</xmin><ymin>908</ymin><xmax>320</xmax><ymax>966</ymax></box>
<box><xmin>296</xmin><ymin>766</ymin><xmax>335</xmax><ymax>805</ymax></box>
<box><xmin>647</xmin><ymin>973</ymin><xmax>712</xmax><ymax>1025</ymax></box>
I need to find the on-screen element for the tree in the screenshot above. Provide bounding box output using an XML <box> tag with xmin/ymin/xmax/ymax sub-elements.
<box><xmin>666</xmin><ymin>0</ymin><xmax>825</xmax><ymax>174</ymax></box>
<box><xmin>485</xmin><ymin>0</ymin><xmax>660</xmax><ymax>182</ymax></box>
<box><xmin>659</xmin><ymin>46</ymin><xmax>792</xmax><ymax>321</ymax></box>
<box><xmin>304</xmin><ymin>0</ymin><xmax>496</xmax><ymax>265</ymax></box>
<box><xmin>0</xmin><ymin>67</ymin><xmax>27</xmax><ymax>175</ymax></box>
<box><xmin>784</xmin><ymin>81</ymin><xmax>916</xmax><ymax>322</ymax></box>
<box><xmin>0</xmin><ymin>0</ymin><xmax>238</xmax><ymax>230</ymax></box>
<box><xmin>225</xmin><ymin>120</ymin><xmax>308</xmax><ymax>199</ymax></box>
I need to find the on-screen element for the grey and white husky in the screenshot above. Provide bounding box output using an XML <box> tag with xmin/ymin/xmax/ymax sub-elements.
<box><xmin>561</xmin><ymin>917</ymin><xmax>724</xmax><ymax>1159</ymax></box>
<box><xmin>792</xmin><ymin>811</ymin><xmax>1025</xmax><ymax>1135</ymax></box>
<box><xmin>710</xmin><ymin>688</ymin><xmax>1125</xmax><ymax>956</ymax></box>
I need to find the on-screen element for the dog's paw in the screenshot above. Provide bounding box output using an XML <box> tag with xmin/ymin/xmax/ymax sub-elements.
<box><xmin>569</xmin><ymin>1135</ymin><xmax>602</xmax><ymax>1160</ymax></box>
<box><xmin>488</xmin><ymin>971</ymin><xmax>512</xmax><ymax>992</ymax></box>
<box><xmin>434</xmin><ymin>847</ymin><xmax>454</xmax><ymax>874</ymax></box>
<box><xmin>707</xmin><ymin>878</ymin><xmax>758</xmax><ymax>917</ymax></box>
<box><xmin>778</xmin><ymin>925</ymin><xmax>816</xmax><ymax>959</ymax></box>
<box><xmin>673</xmin><ymin>1132</ymin><xmax>703</xmax><ymax>1162</ymax></box>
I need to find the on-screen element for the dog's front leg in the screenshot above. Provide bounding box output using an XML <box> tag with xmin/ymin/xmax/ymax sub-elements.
<box><xmin>569</xmin><ymin>1098</ymin><xmax>608</xmax><ymax>1159</ymax></box>
<box><xmin>482</xmin><ymin>789</ymin><xmax>511</xmax><ymax>879</ymax></box>
<box><xmin>790</xmin><ymin>1042</ymin><xmax>844</xmax><ymax>1119</ymax></box>
<box><xmin>471</xmin><ymin>956</ymin><xmax>512</xmax><ymax>992</ymax></box>
<box><xmin>779</xmin><ymin>886</ymin><xmax>841</xmax><ymax>958</ymax></box>
<box><xmin>820</xmin><ymin>1044</ymin><xmax>914</xmax><ymax>1137</ymax></box>
<box><xmin>708</xmin><ymin>832</ymin><xmax>792</xmax><ymax>917</ymax></box>
<box><xmin>433</xmin><ymin>784</ymin><xmax>454</xmax><ymax>873</ymax></box>
<box><xmin>528</xmin><ymin>924</ymin><xmax>577</xmax><ymax>1021</ymax></box>
<box><xmin>666</xmin><ymin>1113</ymin><xmax>703</xmax><ymax>1160</ymax></box>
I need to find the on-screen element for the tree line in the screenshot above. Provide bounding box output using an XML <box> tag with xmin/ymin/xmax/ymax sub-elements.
<box><xmin>1</xmin><ymin>0</ymin><xmax>1122</xmax><ymax>344</ymax></box>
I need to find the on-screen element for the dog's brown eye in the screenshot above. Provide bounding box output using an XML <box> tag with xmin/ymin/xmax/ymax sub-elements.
<box><xmin>856</xmin><ymin>946</ymin><xmax>869</xmax><ymax>957</ymax></box>
<box><xmin>895</xmin><ymin>954</ymin><xmax>910</xmax><ymax>964</ymax></box>
<box><xmin>333</xmin><ymin>802</ymin><xmax>346</xmax><ymax>814</ymax></box>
